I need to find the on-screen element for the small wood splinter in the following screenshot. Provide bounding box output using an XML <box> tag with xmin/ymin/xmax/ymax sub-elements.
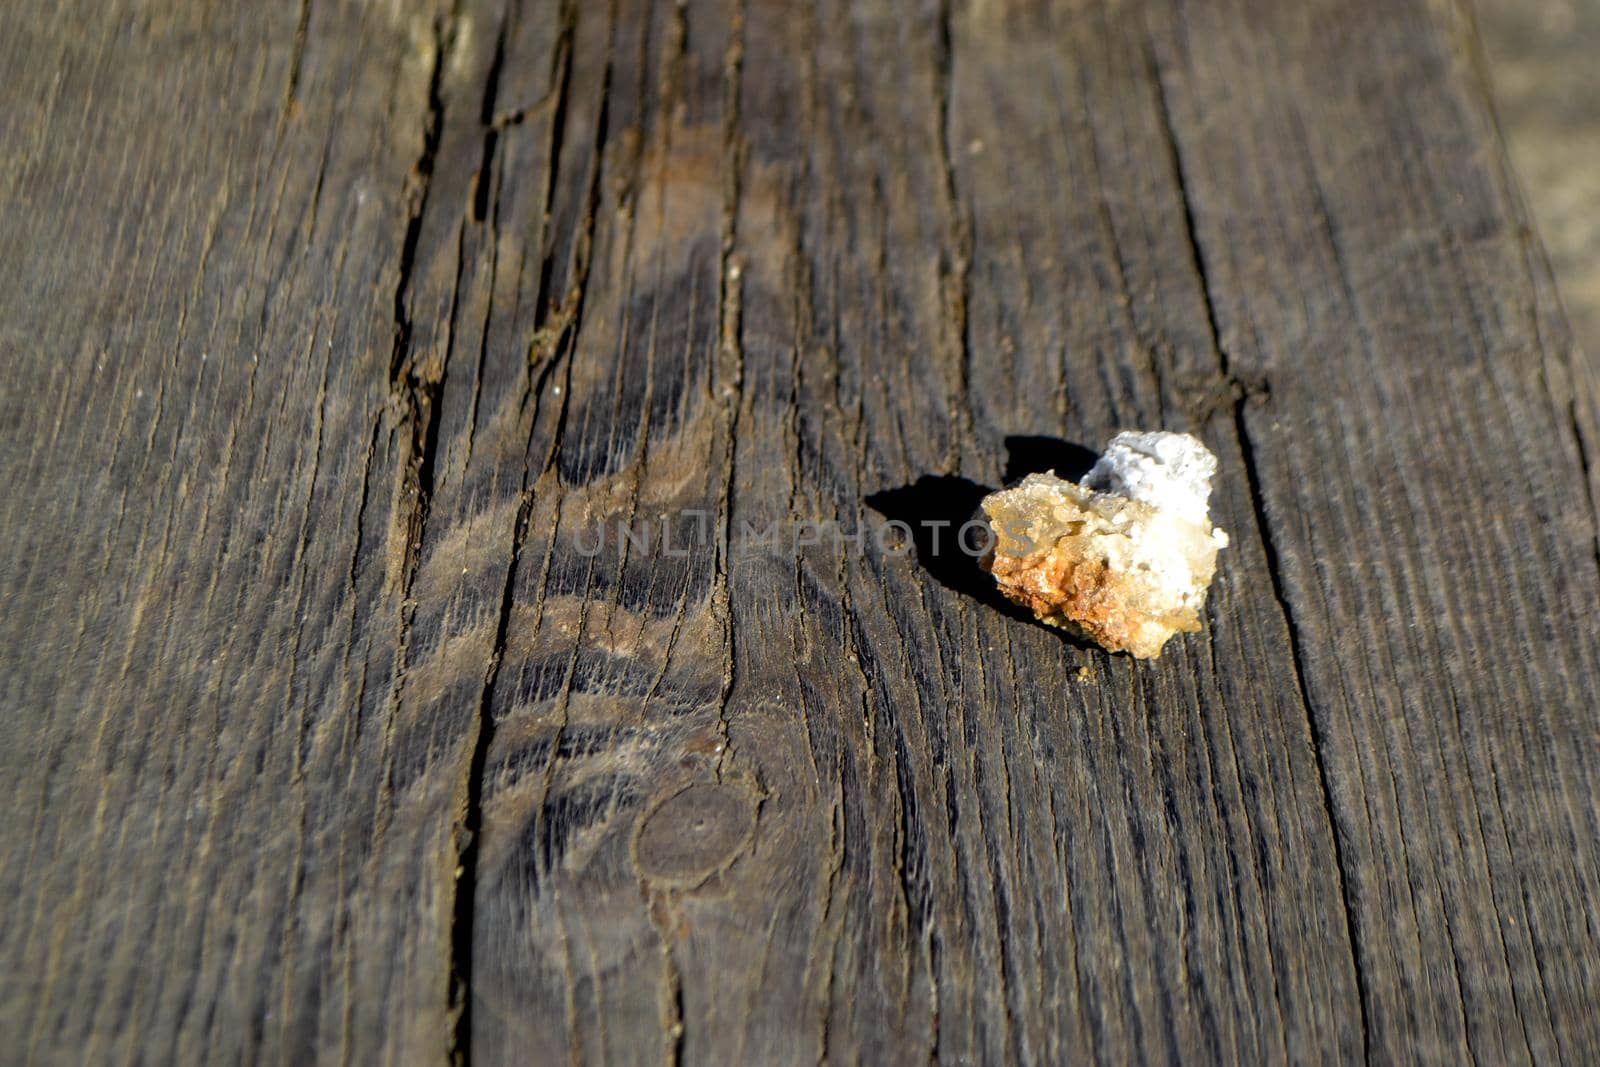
<box><xmin>980</xmin><ymin>431</ymin><xmax>1230</xmax><ymax>659</ymax></box>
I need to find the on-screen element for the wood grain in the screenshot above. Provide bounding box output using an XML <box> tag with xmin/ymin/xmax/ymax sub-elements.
<box><xmin>2</xmin><ymin>0</ymin><xmax>1597</xmax><ymax>1063</ymax></box>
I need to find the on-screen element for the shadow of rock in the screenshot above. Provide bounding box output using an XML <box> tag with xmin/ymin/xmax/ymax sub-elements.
<box><xmin>1002</xmin><ymin>435</ymin><xmax>1097</xmax><ymax>484</ymax></box>
<box><xmin>864</xmin><ymin>475</ymin><xmax>1002</xmax><ymax>606</ymax></box>
<box><xmin>865</xmin><ymin>436</ymin><xmax>1098</xmax><ymax>647</ymax></box>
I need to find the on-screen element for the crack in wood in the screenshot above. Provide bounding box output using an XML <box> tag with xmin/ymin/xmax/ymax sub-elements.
<box><xmin>1146</xmin><ymin>29</ymin><xmax>1375</xmax><ymax>1063</ymax></box>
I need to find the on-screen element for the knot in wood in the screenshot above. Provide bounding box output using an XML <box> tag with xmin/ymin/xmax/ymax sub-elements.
<box><xmin>633</xmin><ymin>782</ymin><xmax>755</xmax><ymax>887</ymax></box>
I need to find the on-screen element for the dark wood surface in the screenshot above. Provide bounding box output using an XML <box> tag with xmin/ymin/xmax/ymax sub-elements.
<box><xmin>4</xmin><ymin>0</ymin><xmax>1598</xmax><ymax>1062</ymax></box>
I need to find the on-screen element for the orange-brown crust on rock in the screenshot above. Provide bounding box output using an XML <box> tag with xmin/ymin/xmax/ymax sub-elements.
<box><xmin>979</xmin><ymin>469</ymin><xmax>1225</xmax><ymax>658</ymax></box>
<box><xmin>984</xmin><ymin>535</ymin><xmax>1203</xmax><ymax>659</ymax></box>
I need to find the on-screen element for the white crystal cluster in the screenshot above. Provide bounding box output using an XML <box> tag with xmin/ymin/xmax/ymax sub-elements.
<box><xmin>981</xmin><ymin>431</ymin><xmax>1229</xmax><ymax>659</ymax></box>
<box><xmin>1082</xmin><ymin>431</ymin><xmax>1220</xmax><ymax>526</ymax></box>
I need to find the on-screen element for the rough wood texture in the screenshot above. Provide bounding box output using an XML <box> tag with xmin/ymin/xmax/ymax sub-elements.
<box><xmin>3</xmin><ymin>0</ymin><xmax>1598</xmax><ymax>1063</ymax></box>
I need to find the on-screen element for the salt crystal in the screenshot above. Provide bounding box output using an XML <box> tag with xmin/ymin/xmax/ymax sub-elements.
<box><xmin>980</xmin><ymin>431</ymin><xmax>1229</xmax><ymax>659</ymax></box>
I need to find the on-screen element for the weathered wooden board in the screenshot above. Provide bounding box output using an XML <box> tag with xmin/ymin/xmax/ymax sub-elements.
<box><xmin>2</xmin><ymin>0</ymin><xmax>1597</xmax><ymax>1063</ymax></box>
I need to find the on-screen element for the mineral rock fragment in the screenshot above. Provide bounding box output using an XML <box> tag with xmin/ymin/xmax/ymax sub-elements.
<box><xmin>980</xmin><ymin>431</ymin><xmax>1230</xmax><ymax>659</ymax></box>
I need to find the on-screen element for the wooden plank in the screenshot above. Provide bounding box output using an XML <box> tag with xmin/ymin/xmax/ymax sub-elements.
<box><xmin>1</xmin><ymin>0</ymin><xmax>1597</xmax><ymax>1064</ymax></box>
<box><xmin>460</xmin><ymin>1</ymin><xmax>1364</xmax><ymax>1062</ymax></box>
<box><xmin>1157</xmin><ymin>2</ymin><xmax>1600</xmax><ymax>1059</ymax></box>
<box><xmin>0</xmin><ymin>2</ymin><xmax>473</xmax><ymax>1061</ymax></box>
